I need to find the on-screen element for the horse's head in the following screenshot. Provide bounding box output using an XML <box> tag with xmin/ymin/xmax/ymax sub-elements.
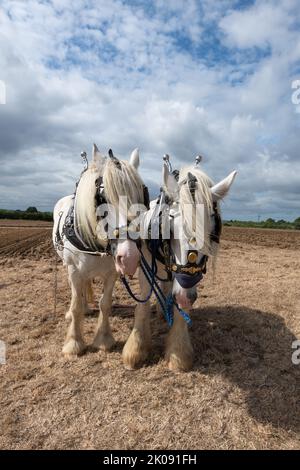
<box><xmin>75</xmin><ymin>144</ymin><xmax>147</xmax><ymax>277</ymax></box>
<box><xmin>100</xmin><ymin>146</ymin><xmax>147</xmax><ymax>276</ymax></box>
<box><xmin>162</xmin><ymin>162</ymin><xmax>237</xmax><ymax>310</ymax></box>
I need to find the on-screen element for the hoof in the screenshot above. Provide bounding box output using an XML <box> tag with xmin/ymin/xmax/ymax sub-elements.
<box><xmin>91</xmin><ymin>333</ymin><xmax>115</xmax><ymax>352</ymax></box>
<box><xmin>122</xmin><ymin>331</ymin><xmax>149</xmax><ymax>369</ymax></box>
<box><xmin>167</xmin><ymin>354</ymin><xmax>193</xmax><ymax>372</ymax></box>
<box><xmin>123</xmin><ymin>362</ymin><xmax>136</xmax><ymax>371</ymax></box>
<box><xmin>62</xmin><ymin>338</ymin><xmax>85</xmax><ymax>357</ymax></box>
<box><xmin>168</xmin><ymin>357</ymin><xmax>193</xmax><ymax>372</ymax></box>
<box><xmin>165</xmin><ymin>343</ymin><xmax>193</xmax><ymax>372</ymax></box>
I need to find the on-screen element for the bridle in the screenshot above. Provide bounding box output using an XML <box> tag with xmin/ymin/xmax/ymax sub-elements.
<box><xmin>95</xmin><ymin>178</ymin><xmax>150</xmax><ymax>247</ymax></box>
<box><xmin>57</xmin><ymin>149</ymin><xmax>150</xmax><ymax>257</ymax></box>
<box><xmin>94</xmin><ymin>153</ymin><xmax>150</xmax><ymax>252</ymax></box>
<box><xmin>146</xmin><ymin>170</ymin><xmax>222</xmax><ymax>287</ymax></box>
<box><xmin>120</xmin><ymin>170</ymin><xmax>222</xmax><ymax>326</ymax></box>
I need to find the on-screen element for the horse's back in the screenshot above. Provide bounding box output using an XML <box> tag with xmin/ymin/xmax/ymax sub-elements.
<box><xmin>52</xmin><ymin>195</ymin><xmax>73</xmax><ymax>253</ymax></box>
<box><xmin>53</xmin><ymin>195</ymin><xmax>73</xmax><ymax>222</ymax></box>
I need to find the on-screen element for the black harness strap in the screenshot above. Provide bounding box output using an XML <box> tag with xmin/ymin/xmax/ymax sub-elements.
<box><xmin>144</xmin><ymin>172</ymin><xmax>222</xmax><ymax>283</ymax></box>
<box><xmin>62</xmin><ymin>203</ymin><xmax>108</xmax><ymax>255</ymax></box>
<box><xmin>146</xmin><ymin>238</ymin><xmax>173</xmax><ymax>281</ymax></box>
<box><xmin>187</xmin><ymin>172</ymin><xmax>197</xmax><ymax>202</ymax></box>
<box><xmin>143</xmin><ymin>185</ymin><xmax>150</xmax><ymax>210</ymax></box>
<box><xmin>210</xmin><ymin>201</ymin><xmax>222</xmax><ymax>244</ymax></box>
<box><xmin>60</xmin><ymin>162</ymin><xmax>151</xmax><ymax>255</ymax></box>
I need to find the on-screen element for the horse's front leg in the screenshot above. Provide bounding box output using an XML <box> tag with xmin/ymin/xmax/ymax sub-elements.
<box><xmin>92</xmin><ymin>272</ymin><xmax>117</xmax><ymax>351</ymax></box>
<box><xmin>156</xmin><ymin>280</ymin><xmax>172</xmax><ymax>317</ymax></box>
<box><xmin>62</xmin><ymin>266</ymin><xmax>86</xmax><ymax>356</ymax></box>
<box><xmin>82</xmin><ymin>279</ymin><xmax>94</xmax><ymax>316</ymax></box>
<box><xmin>122</xmin><ymin>269</ymin><xmax>151</xmax><ymax>369</ymax></box>
<box><xmin>85</xmin><ymin>278</ymin><xmax>94</xmax><ymax>303</ymax></box>
<box><xmin>165</xmin><ymin>309</ymin><xmax>193</xmax><ymax>371</ymax></box>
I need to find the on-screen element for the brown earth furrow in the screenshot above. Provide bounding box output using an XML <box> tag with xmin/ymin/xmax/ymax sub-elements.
<box><xmin>0</xmin><ymin>221</ymin><xmax>300</xmax><ymax>450</ymax></box>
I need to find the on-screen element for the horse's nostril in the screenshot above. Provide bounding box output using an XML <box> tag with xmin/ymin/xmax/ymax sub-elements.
<box><xmin>116</xmin><ymin>255</ymin><xmax>123</xmax><ymax>265</ymax></box>
<box><xmin>188</xmin><ymin>291</ymin><xmax>197</xmax><ymax>304</ymax></box>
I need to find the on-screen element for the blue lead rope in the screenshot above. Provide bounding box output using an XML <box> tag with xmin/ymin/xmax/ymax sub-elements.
<box><xmin>121</xmin><ymin>244</ymin><xmax>192</xmax><ymax>327</ymax></box>
<box><xmin>165</xmin><ymin>293</ymin><xmax>192</xmax><ymax>327</ymax></box>
<box><xmin>165</xmin><ymin>293</ymin><xmax>174</xmax><ymax>326</ymax></box>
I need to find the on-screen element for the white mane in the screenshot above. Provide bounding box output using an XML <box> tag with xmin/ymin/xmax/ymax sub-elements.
<box><xmin>103</xmin><ymin>159</ymin><xmax>144</xmax><ymax>220</ymax></box>
<box><xmin>75</xmin><ymin>165</ymin><xmax>102</xmax><ymax>251</ymax></box>
<box><xmin>74</xmin><ymin>157</ymin><xmax>145</xmax><ymax>250</ymax></box>
<box><xmin>178</xmin><ymin>166</ymin><xmax>220</xmax><ymax>257</ymax></box>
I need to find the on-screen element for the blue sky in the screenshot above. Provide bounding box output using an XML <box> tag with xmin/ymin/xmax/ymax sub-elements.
<box><xmin>0</xmin><ymin>0</ymin><xmax>299</xmax><ymax>220</ymax></box>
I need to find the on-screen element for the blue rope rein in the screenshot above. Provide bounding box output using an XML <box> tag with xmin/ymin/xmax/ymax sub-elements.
<box><xmin>165</xmin><ymin>293</ymin><xmax>192</xmax><ymax>327</ymax></box>
<box><xmin>120</xmin><ymin>240</ymin><xmax>159</xmax><ymax>305</ymax></box>
<box><xmin>140</xmin><ymin>250</ymin><xmax>192</xmax><ymax>327</ymax></box>
<box><xmin>120</xmin><ymin>242</ymin><xmax>192</xmax><ymax>327</ymax></box>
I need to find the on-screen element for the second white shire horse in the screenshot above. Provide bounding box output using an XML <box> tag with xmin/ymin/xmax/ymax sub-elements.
<box><xmin>119</xmin><ymin>161</ymin><xmax>237</xmax><ymax>371</ymax></box>
<box><xmin>53</xmin><ymin>145</ymin><xmax>147</xmax><ymax>358</ymax></box>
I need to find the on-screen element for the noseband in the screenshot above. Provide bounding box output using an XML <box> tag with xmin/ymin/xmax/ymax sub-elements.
<box><xmin>120</xmin><ymin>170</ymin><xmax>222</xmax><ymax>326</ymax></box>
<box><xmin>147</xmin><ymin>172</ymin><xmax>222</xmax><ymax>288</ymax></box>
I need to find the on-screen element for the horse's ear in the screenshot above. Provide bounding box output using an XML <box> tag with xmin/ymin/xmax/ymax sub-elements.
<box><xmin>92</xmin><ymin>143</ymin><xmax>101</xmax><ymax>160</ymax></box>
<box><xmin>91</xmin><ymin>143</ymin><xmax>106</xmax><ymax>170</ymax></box>
<box><xmin>129</xmin><ymin>148</ymin><xmax>139</xmax><ymax>169</ymax></box>
<box><xmin>162</xmin><ymin>163</ymin><xmax>179</xmax><ymax>194</ymax></box>
<box><xmin>211</xmin><ymin>170</ymin><xmax>237</xmax><ymax>201</ymax></box>
<box><xmin>92</xmin><ymin>143</ymin><xmax>105</xmax><ymax>167</ymax></box>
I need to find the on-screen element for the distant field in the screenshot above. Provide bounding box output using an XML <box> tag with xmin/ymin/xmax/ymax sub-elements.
<box><xmin>222</xmin><ymin>226</ymin><xmax>300</xmax><ymax>249</ymax></box>
<box><xmin>0</xmin><ymin>219</ymin><xmax>53</xmax><ymax>227</ymax></box>
<box><xmin>1</xmin><ymin>219</ymin><xmax>299</xmax><ymax>257</ymax></box>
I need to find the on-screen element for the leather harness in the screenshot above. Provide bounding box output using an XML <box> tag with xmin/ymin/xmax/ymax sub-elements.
<box><xmin>56</xmin><ymin>171</ymin><xmax>150</xmax><ymax>256</ymax></box>
<box><xmin>56</xmin><ymin>166</ymin><xmax>221</xmax><ymax>291</ymax></box>
<box><xmin>145</xmin><ymin>171</ymin><xmax>222</xmax><ymax>286</ymax></box>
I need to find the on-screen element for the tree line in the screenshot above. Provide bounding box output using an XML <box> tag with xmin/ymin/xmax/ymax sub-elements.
<box><xmin>0</xmin><ymin>207</ymin><xmax>53</xmax><ymax>221</ymax></box>
<box><xmin>224</xmin><ymin>217</ymin><xmax>300</xmax><ymax>230</ymax></box>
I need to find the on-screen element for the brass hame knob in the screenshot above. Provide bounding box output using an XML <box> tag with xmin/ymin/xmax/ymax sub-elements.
<box><xmin>187</xmin><ymin>251</ymin><xmax>198</xmax><ymax>263</ymax></box>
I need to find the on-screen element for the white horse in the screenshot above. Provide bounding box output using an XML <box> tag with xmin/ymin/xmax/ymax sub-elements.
<box><xmin>119</xmin><ymin>161</ymin><xmax>237</xmax><ymax>371</ymax></box>
<box><xmin>52</xmin><ymin>144</ymin><xmax>146</xmax><ymax>357</ymax></box>
<box><xmin>160</xmin><ymin>163</ymin><xmax>236</xmax><ymax>370</ymax></box>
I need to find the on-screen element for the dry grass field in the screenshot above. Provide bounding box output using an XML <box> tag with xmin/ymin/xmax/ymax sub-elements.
<box><xmin>0</xmin><ymin>220</ymin><xmax>299</xmax><ymax>450</ymax></box>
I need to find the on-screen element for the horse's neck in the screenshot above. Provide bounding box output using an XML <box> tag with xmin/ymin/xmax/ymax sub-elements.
<box><xmin>139</xmin><ymin>197</ymin><xmax>168</xmax><ymax>242</ymax></box>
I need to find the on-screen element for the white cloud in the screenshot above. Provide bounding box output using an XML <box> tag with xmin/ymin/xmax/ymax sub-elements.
<box><xmin>220</xmin><ymin>1</ymin><xmax>291</xmax><ymax>50</ymax></box>
<box><xmin>0</xmin><ymin>0</ymin><xmax>299</xmax><ymax>220</ymax></box>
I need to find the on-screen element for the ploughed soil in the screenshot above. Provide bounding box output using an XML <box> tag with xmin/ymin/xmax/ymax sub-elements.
<box><xmin>0</xmin><ymin>220</ymin><xmax>299</xmax><ymax>449</ymax></box>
